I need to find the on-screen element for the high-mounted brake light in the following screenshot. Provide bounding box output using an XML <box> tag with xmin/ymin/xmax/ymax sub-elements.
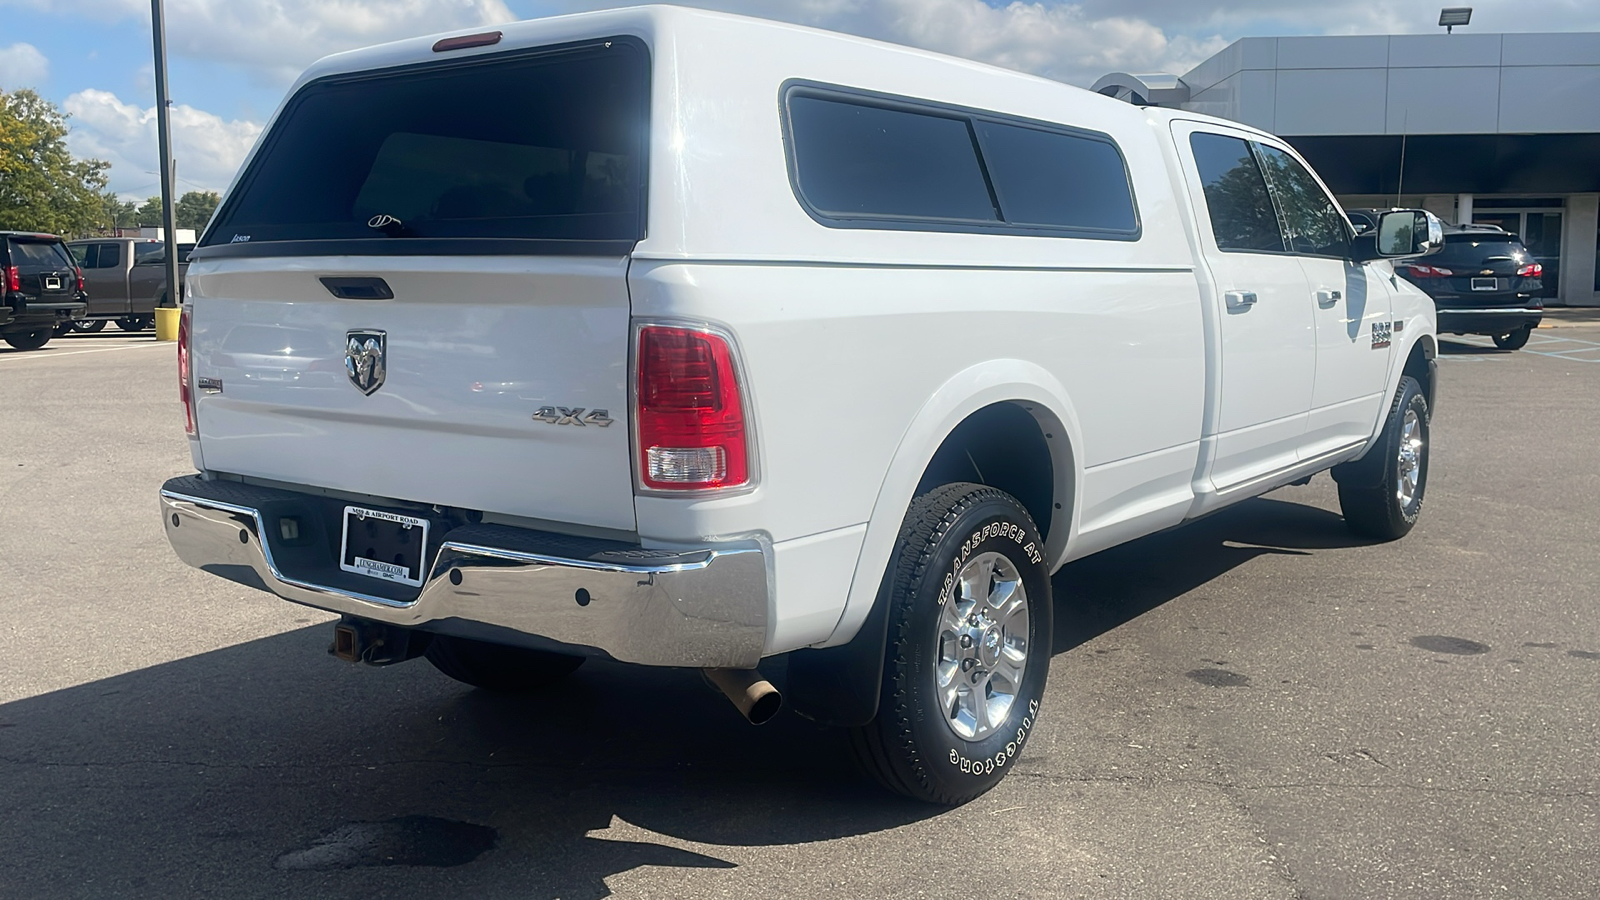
<box><xmin>1516</xmin><ymin>263</ymin><xmax>1543</xmax><ymax>278</ymax></box>
<box><xmin>3</xmin><ymin>266</ymin><xmax>18</xmax><ymax>292</ymax></box>
<box><xmin>1407</xmin><ymin>265</ymin><xmax>1453</xmax><ymax>278</ymax></box>
<box><xmin>178</xmin><ymin>307</ymin><xmax>196</xmax><ymax>436</ymax></box>
<box><xmin>433</xmin><ymin>31</ymin><xmax>502</xmax><ymax>52</ymax></box>
<box><xmin>635</xmin><ymin>325</ymin><xmax>749</xmax><ymax>491</ymax></box>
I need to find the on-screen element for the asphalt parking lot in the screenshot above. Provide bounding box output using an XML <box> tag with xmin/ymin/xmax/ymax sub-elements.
<box><xmin>2</xmin><ymin>324</ymin><xmax>1598</xmax><ymax>899</ymax></box>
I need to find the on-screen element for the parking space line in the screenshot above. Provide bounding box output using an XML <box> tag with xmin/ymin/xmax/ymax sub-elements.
<box><xmin>0</xmin><ymin>342</ymin><xmax>171</xmax><ymax>363</ymax></box>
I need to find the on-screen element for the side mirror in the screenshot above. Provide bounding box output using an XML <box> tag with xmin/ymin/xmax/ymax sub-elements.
<box><xmin>1374</xmin><ymin>209</ymin><xmax>1443</xmax><ymax>258</ymax></box>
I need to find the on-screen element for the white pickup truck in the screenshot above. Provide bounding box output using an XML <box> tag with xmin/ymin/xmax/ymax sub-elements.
<box><xmin>160</xmin><ymin>6</ymin><xmax>1442</xmax><ymax>805</ymax></box>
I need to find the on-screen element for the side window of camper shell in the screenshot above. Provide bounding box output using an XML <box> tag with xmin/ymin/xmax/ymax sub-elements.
<box><xmin>783</xmin><ymin>84</ymin><xmax>1139</xmax><ymax>239</ymax></box>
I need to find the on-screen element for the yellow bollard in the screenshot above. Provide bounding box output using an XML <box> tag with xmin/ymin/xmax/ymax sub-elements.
<box><xmin>154</xmin><ymin>306</ymin><xmax>181</xmax><ymax>342</ymax></box>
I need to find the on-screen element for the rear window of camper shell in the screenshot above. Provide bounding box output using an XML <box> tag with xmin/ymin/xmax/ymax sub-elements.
<box><xmin>199</xmin><ymin>37</ymin><xmax>649</xmax><ymax>257</ymax></box>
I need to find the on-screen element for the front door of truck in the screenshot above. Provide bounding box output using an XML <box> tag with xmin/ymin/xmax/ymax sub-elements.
<box><xmin>1174</xmin><ymin>123</ymin><xmax>1316</xmax><ymax>495</ymax></box>
<box><xmin>1254</xmin><ymin>142</ymin><xmax>1392</xmax><ymax>460</ymax></box>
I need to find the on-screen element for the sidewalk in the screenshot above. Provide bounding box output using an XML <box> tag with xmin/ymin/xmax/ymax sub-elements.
<box><xmin>1538</xmin><ymin>307</ymin><xmax>1600</xmax><ymax>328</ymax></box>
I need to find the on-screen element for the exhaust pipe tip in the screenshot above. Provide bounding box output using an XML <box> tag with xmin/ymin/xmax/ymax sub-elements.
<box><xmin>704</xmin><ymin>667</ymin><xmax>783</xmax><ymax>725</ymax></box>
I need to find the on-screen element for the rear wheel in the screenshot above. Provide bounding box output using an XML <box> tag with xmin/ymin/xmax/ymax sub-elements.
<box><xmin>74</xmin><ymin>320</ymin><xmax>107</xmax><ymax>333</ymax></box>
<box><xmin>850</xmin><ymin>482</ymin><xmax>1052</xmax><ymax>806</ymax></box>
<box><xmin>424</xmin><ymin>634</ymin><xmax>584</xmax><ymax>692</ymax></box>
<box><xmin>4</xmin><ymin>329</ymin><xmax>51</xmax><ymax>351</ymax></box>
<box><xmin>1492</xmin><ymin>326</ymin><xmax>1532</xmax><ymax>350</ymax></box>
<box><xmin>1334</xmin><ymin>375</ymin><xmax>1429</xmax><ymax>540</ymax></box>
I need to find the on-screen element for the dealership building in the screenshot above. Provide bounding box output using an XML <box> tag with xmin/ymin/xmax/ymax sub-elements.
<box><xmin>1095</xmin><ymin>31</ymin><xmax>1600</xmax><ymax>306</ymax></box>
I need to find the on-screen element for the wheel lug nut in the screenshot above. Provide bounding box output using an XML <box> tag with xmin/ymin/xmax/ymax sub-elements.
<box><xmin>961</xmin><ymin>658</ymin><xmax>975</xmax><ymax>671</ymax></box>
<box><xmin>960</xmin><ymin>635</ymin><xmax>973</xmax><ymax>648</ymax></box>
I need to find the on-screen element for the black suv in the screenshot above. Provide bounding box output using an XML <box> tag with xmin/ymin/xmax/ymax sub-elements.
<box><xmin>1349</xmin><ymin>211</ymin><xmax>1542</xmax><ymax>350</ymax></box>
<box><xmin>1</xmin><ymin>232</ymin><xmax>89</xmax><ymax>351</ymax></box>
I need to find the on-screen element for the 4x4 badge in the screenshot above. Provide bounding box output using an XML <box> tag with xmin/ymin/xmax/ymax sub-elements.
<box><xmin>345</xmin><ymin>330</ymin><xmax>387</xmax><ymax>395</ymax></box>
<box><xmin>533</xmin><ymin>406</ymin><xmax>613</xmax><ymax>427</ymax></box>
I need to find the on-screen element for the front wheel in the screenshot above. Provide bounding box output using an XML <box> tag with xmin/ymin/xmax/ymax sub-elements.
<box><xmin>3</xmin><ymin>329</ymin><xmax>51</xmax><ymax>351</ymax></box>
<box><xmin>1492</xmin><ymin>326</ymin><xmax>1532</xmax><ymax>351</ymax></box>
<box><xmin>424</xmin><ymin>634</ymin><xmax>584</xmax><ymax>692</ymax></box>
<box><xmin>1334</xmin><ymin>375</ymin><xmax>1429</xmax><ymax>540</ymax></box>
<box><xmin>850</xmin><ymin>482</ymin><xmax>1053</xmax><ymax>806</ymax></box>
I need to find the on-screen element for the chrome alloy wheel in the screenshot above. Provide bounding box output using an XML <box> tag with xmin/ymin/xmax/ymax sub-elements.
<box><xmin>936</xmin><ymin>550</ymin><xmax>1030</xmax><ymax>741</ymax></box>
<box><xmin>1396</xmin><ymin>407</ymin><xmax>1424</xmax><ymax>508</ymax></box>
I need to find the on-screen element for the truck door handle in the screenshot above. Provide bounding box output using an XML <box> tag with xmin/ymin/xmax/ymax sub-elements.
<box><xmin>1224</xmin><ymin>290</ymin><xmax>1257</xmax><ymax>310</ymax></box>
<box><xmin>1316</xmin><ymin>289</ymin><xmax>1341</xmax><ymax>306</ymax></box>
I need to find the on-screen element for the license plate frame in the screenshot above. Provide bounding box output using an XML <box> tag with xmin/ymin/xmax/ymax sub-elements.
<box><xmin>339</xmin><ymin>505</ymin><xmax>429</xmax><ymax>587</ymax></box>
<box><xmin>1471</xmin><ymin>277</ymin><xmax>1498</xmax><ymax>291</ymax></box>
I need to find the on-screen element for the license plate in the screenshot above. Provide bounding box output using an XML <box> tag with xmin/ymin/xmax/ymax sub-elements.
<box><xmin>1472</xmin><ymin>277</ymin><xmax>1497</xmax><ymax>291</ymax></box>
<box><xmin>339</xmin><ymin>506</ymin><xmax>429</xmax><ymax>587</ymax></box>
<box><xmin>44</xmin><ymin>276</ymin><xmax>61</xmax><ymax>290</ymax></box>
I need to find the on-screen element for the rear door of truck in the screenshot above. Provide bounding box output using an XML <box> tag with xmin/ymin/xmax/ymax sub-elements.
<box><xmin>186</xmin><ymin>37</ymin><xmax>650</xmax><ymax>533</ymax></box>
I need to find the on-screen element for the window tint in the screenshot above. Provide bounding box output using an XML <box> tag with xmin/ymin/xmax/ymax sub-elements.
<box><xmin>1254</xmin><ymin>145</ymin><xmax>1348</xmax><ymax>257</ymax></box>
<box><xmin>1189</xmin><ymin>133</ymin><xmax>1284</xmax><ymax>253</ymax></box>
<box><xmin>974</xmin><ymin>121</ymin><xmax>1136</xmax><ymax>232</ymax></box>
<box><xmin>788</xmin><ymin>95</ymin><xmax>998</xmax><ymax>223</ymax></box>
<box><xmin>98</xmin><ymin>242</ymin><xmax>121</xmax><ymax>268</ymax></box>
<box><xmin>1433</xmin><ymin>236</ymin><xmax>1530</xmax><ymax>267</ymax></box>
<box><xmin>7</xmin><ymin>240</ymin><xmax>75</xmax><ymax>269</ymax></box>
<box><xmin>70</xmin><ymin>244</ymin><xmax>97</xmax><ymax>268</ymax></box>
<box><xmin>204</xmin><ymin>40</ymin><xmax>648</xmax><ymax>247</ymax></box>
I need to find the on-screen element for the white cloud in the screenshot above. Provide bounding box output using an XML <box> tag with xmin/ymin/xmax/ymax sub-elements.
<box><xmin>63</xmin><ymin>89</ymin><xmax>261</xmax><ymax>198</ymax></box>
<box><xmin>0</xmin><ymin>42</ymin><xmax>49</xmax><ymax>88</ymax></box>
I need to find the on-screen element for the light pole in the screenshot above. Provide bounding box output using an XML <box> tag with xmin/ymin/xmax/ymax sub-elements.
<box><xmin>150</xmin><ymin>0</ymin><xmax>181</xmax><ymax>327</ymax></box>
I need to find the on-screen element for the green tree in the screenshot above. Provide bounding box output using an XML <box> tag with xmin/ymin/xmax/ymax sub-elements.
<box><xmin>175</xmin><ymin>190</ymin><xmax>220</xmax><ymax>231</ymax></box>
<box><xmin>134</xmin><ymin>195</ymin><xmax>162</xmax><ymax>226</ymax></box>
<box><xmin>0</xmin><ymin>89</ymin><xmax>109</xmax><ymax>237</ymax></box>
<box><xmin>102</xmin><ymin>193</ymin><xmax>139</xmax><ymax>228</ymax></box>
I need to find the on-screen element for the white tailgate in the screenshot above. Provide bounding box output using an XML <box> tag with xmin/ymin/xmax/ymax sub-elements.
<box><xmin>187</xmin><ymin>254</ymin><xmax>636</xmax><ymax>532</ymax></box>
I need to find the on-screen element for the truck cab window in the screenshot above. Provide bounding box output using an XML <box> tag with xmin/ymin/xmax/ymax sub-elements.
<box><xmin>1254</xmin><ymin>144</ymin><xmax>1349</xmax><ymax>258</ymax></box>
<box><xmin>1189</xmin><ymin>132</ymin><xmax>1285</xmax><ymax>253</ymax></box>
<box><xmin>97</xmin><ymin>242</ymin><xmax>121</xmax><ymax>268</ymax></box>
<box><xmin>72</xmin><ymin>244</ymin><xmax>98</xmax><ymax>268</ymax></box>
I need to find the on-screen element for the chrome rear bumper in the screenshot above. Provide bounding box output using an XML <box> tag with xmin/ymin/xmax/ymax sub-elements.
<box><xmin>159</xmin><ymin>476</ymin><xmax>768</xmax><ymax>668</ymax></box>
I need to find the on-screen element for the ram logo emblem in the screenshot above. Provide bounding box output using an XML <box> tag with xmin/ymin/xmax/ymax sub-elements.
<box><xmin>345</xmin><ymin>330</ymin><xmax>387</xmax><ymax>395</ymax></box>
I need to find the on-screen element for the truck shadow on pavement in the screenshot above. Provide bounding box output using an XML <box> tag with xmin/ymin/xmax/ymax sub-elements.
<box><xmin>1052</xmin><ymin>495</ymin><xmax>1370</xmax><ymax>653</ymax></box>
<box><xmin>0</xmin><ymin>494</ymin><xmax>1357</xmax><ymax>898</ymax></box>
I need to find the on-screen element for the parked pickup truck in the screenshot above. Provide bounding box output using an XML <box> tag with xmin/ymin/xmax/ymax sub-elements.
<box><xmin>160</xmin><ymin>7</ymin><xmax>1443</xmax><ymax>805</ymax></box>
<box><xmin>65</xmin><ymin>237</ymin><xmax>192</xmax><ymax>333</ymax></box>
<box><xmin>1</xmin><ymin>231</ymin><xmax>88</xmax><ymax>351</ymax></box>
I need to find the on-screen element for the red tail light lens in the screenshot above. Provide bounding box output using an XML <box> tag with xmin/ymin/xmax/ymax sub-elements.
<box><xmin>178</xmin><ymin>307</ymin><xmax>196</xmax><ymax>436</ymax></box>
<box><xmin>1516</xmin><ymin>263</ymin><xmax>1542</xmax><ymax>278</ymax></box>
<box><xmin>1407</xmin><ymin>265</ymin><xmax>1453</xmax><ymax>278</ymax></box>
<box><xmin>635</xmin><ymin>325</ymin><xmax>748</xmax><ymax>490</ymax></box>
<box><xmin>3</xmin><ymin>266</ymin><xmax>18</xmax><ymax>292</ymax></box>
<box><xmin>74</xmin><ymin>266</ymin><xmax>85</xmax><ymax>292</ymax></box>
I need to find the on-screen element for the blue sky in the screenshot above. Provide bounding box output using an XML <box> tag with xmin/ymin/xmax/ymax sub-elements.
<box><xmin>2</xmin><ymin>0</ymin><xmax>1596</xmax><ymax>199</ymax></box>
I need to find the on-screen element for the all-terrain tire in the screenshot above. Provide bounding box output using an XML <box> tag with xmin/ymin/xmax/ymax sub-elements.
<box><xmin>1334</xmin><ymin>375</ymin><xmax>1429</xmax><ymax>540</ymax></box>
<box><xmin>424</xmin><ymin>634</ymin><xmax>584</xmax><ymax>692</ymax></box>
<box><xmin>849</xmin><ymin>482</ymin><xmax>1052</xmax><ymax>806</ymax></box>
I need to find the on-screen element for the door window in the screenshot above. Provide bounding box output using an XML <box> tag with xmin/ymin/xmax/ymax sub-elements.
<box><xmin>1253</xmin><ymin>144</ymin><xmax>1349</xmax><ymax>258</ymax></box>
<box><xmin>1188</xmin><ymin>133</ymin><xmax>1285</xmax><ymax>253</ymax></box>
<box><xmin>71</xmin><ymin>244</ymin><xmax>98</xmax><ymax>267</ymax></box>
<box><xmin>97</xmin><ymin>242</ymin><xmax>121</xmax><ymax>268</ymax></box>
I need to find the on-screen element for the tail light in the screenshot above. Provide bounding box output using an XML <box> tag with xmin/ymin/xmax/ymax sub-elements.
<box><xmin>634</xmin><ymin>324</ymin><xmax>749</xmax><ymax>491</ymax></box>
<box><xmin>178</xmin><ymin>307</ymin><xmax>196</xmax><ymax>436</ymax></box>
<box><xmin>3</xmin><ymin>266</ymin><xmax>17</xmax><ymax>292</ymax></box>
<box><xmin>74</xmin><ymin>266</ymin><xmax>85</xmax><ymax>292</ymax></box>
<box><xmin>1516</xmin><ymin>263</ymin><xmax>1542</xmax><ymax>278</ymax></box>
<box><xmin>1407</xmin><ymin>265</ymin><xmax>1453</xmax><ymax>278</ymax></box>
